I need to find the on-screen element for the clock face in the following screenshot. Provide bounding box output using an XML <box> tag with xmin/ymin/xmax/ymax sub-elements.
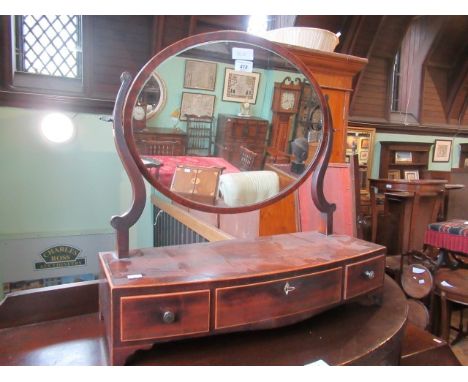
<box><xmin>133</xmin><ymin>105</ymin><xmax>146</xmax><ymax>121</ymax></box>
<box><xmin>280</xmin><ymin>91</ymin><xmax>296</xmax><ymax>110</ymax></box>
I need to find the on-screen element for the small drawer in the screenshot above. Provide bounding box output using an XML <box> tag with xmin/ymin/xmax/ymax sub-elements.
<box><xmin>120</xmin><ymin>290</ymin><xmax>210</xmax><ymax>342</ymax></box>
<box><xmin>344</xmin><ymin>255</ymin><xmax>385</xmax><ymax>300</ymax></box>
<box><xmin>215</xmin><ymin>268</ymin><xmax>342</xmax><ymax>330</ymax></box>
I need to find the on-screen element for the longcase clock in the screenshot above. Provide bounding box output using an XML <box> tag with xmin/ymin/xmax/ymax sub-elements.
<box><xmin>267</xmin><ymin>77</ymin><xmax>302</xmax><ymax>163</ymax></box>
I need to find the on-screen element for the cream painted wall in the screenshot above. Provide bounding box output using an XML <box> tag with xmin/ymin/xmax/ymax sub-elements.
<box><xmin>0</xmin><ymin>107</ymin><xmax>153</xmax><ymax>298</ymax></box>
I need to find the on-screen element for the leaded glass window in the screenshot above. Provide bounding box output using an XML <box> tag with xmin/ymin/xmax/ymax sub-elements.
<box><xmin>15</xmin><ymin>15</ymin><xmax>83</xmax><ymax>79</ymax></box>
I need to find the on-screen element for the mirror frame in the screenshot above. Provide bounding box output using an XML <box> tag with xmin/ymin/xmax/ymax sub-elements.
<box><xmin>120</xmin><ymin>31</ymin><xmax>331</xmax><ymax>214</ymax></box>
<box><xmin>144</xmin><ymin>72</ymin><xmax>167</xmax><ymax>120</ymax></box>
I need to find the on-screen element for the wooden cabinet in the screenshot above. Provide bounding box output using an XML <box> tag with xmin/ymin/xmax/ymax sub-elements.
<box><xmin>459</xmin><ymin>143</ymin><xmax>468</xmax><ymax>168</ymax></box>
<box><xmin>378</xmin><ymin>142</ymin><xmax>432</xmax><ymax>179</ymax></box>
<box><xmin>215</xmin><ymin>114</ymin><xmax>268</xmax><ymax>170</ymax></box>
<box><xmin>133</xmin><ymin>128</ymin><xmax>187</xmax><ymax>156</ymax></box>
<box><xmin>286</xmin><ymin>46</ymin><xmax>367</xmax><ymax>163</ymax></box>
<box><xmin>99</xmin><ymin>231</ymin><xmax>385</xmax><ymax>365</ymax></box>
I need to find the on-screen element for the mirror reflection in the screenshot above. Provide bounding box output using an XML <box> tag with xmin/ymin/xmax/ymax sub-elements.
<box><xmin>132</xmin><ymin>41</ymin><xmax>323</xmax><ymax>208</ymax></box>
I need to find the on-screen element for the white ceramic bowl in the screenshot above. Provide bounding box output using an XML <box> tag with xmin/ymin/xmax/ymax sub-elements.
<box><xmin>260</xmin><ymin>27</ymin><xmax>340</xmax><ymax>52</ymax></box>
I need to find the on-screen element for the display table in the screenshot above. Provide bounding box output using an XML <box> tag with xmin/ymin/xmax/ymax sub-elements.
<box><xmin>0</xmin><ymin>276</ymin><xmax>407</xmax><ymax>366</ymax></box>
<box><xmin>143</xmin><ymin>155</ymin><xmax>239</xmax><ymax>187</ymax></box>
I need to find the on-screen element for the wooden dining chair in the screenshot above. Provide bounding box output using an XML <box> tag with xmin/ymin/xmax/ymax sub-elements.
<box><xmin>140</xmin><ymin>140</ymin><xmax>176</xmax><ymax>156</ymax></box>
<box><xmin>239</xmin><ymin>146</ymin><xmax>258</xmax><ymax>171</ymax></box>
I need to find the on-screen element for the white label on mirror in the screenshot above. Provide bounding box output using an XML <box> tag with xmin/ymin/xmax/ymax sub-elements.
<box><xmin>235</xmin><ymin>60</ymin><xmax>253</xmax><ymax>72</ymax></box>
<box><xmin>232</xmin><ymin>47</ymin><xmax>254</xmax><ymax>61</ymax></box>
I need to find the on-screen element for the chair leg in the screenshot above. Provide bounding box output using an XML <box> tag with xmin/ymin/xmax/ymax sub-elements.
<box><xmin>440</xmin><ymin>291</ymin><xmax>451</xmax><ymax>342</ymax></box>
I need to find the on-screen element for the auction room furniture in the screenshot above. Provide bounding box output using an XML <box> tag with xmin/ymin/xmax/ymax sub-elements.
<box><xmin>238</xmin><ymin>145</ymin><xmax>258</xmax><ymax>171</ymax></box>
<box><xmin>459</xmin><ymin>143</ymin><xmax>468</xmax><ymax>168</ymax></box>
<box><xmin>95</xmin><ymin>31</ymin><xmax>394</xmax><ymax>366</ymax></box>
<box><xmin>215</xmin><ymin>114</ymin><xmax>268</xmax><ymax>170</ymax></box>
<box><xmin>134</xmin><ymin>128</ymin><xmax>187</xmax><ymax>156</ymax></box>
<box><xmin>138</xmin><ymin>140</ymin><xmax>176</xmax><ymax>156</ymax></box>
<box><xmin>422</xmin><ymin>169</ymin><xmax>468</xmax><ymax>221</ymax></box>
<box><xmin>185</xmin><ymin>114</ymin><xmax>214</xmax><ymax>156</ymax></box>
<box><xmin>0</xmin><ymin>275</ymin><xmax>411</xmax><ymax>366</ymax></box>
<box><xmin>434</xmin><ymin>268</ymin><xmax>468</xmax><ymax>344</ymax></box>
<box><xmin>424</xmin><ymin>220</ymin><xmax>468</xmax><ymax>344</ymax></box>
<box><xmin>369</xmin><ymin>179</ymin><xmax>446</xmax><ymax>278</ymax></box>
<box><xmin>378</xmin><ymin>141</ymin><xmax>432</xmax><ymax>179</ymax></box>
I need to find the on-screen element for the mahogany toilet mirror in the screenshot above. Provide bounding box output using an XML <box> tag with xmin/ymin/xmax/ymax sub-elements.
<box><xmin>111</xmin><ymin>30</ymin><xmax>336</xmax><ymax>258</ymax></box>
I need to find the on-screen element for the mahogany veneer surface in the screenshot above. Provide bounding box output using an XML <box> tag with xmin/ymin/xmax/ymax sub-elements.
<box><xmin>0</xmin><ymin>276</ymin><xmax>406</xmax><ymax>366</ymax></box>
<box><xmin>99</xmin><ymin>231</ymin><xmax>386</xmax><ymax>365</ymax></box>
<box><xmin>102</xmin><ymin>231</ymin><xmax>385</xmax><ymax>287</ymax></box>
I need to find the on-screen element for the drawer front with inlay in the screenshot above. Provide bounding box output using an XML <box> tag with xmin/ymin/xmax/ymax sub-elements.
<box><xmin>344</xmin><ymin>255</ymin><xmax>385</xmax><ymax>300</ymax></box>
<box><xmin>215</xmin><ymin>268</ymin><xmax>342</xmax><ymax>330</ymax></box>
<box><xmin>120</xmin><ymin>290</ymin><xmax>210</xmax><ymax>342</ymax></box>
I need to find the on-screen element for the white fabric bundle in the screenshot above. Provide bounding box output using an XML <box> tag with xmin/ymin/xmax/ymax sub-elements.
<box><xmin>219</xmin><ymin>171</ymin><xmax>280</xmax><ymax>207</ymax></box>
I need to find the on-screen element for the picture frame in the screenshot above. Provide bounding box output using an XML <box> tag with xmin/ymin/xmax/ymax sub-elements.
<box><xmin>360</xmin><ymin>138</ymin><xmax>369</xmax><ymax>150</ymax></box>
<box><xmin>179</xmin><ymin>92</ymin><xmax>216</xmax><ymax>121</ymax></box>
<box><xmin>359</xmin><ymin>150</ymin><xmax>369</xmax><ymax>163</ymax></box>
<box><xmin>395</xmin><ymin>151</ymin><xmax>413</xmax><ymax>163</ymax></box>
<box><xmin>464</xmin><ymin>158</ymin><xmax>468</xmax><ymax>168</ymax></box>
<box><xmin>388</xmin><ymin>170</ymin><xmax>400</xmax><ymax>180</ymax></box>
<box><xmin>183</xmin><ymin>60</ymin><xmax>217</xmax><ymax>91</ymax></box>
<box><xmin>404</xmin><ymin>170</ymin><xmax>419</xmax><ymax>181</ymax></box>
<box><xmin>222</xmin><ymin>68</ymin><xmax>260</xmax><ymax>104</ymax></box>
<box><xmin>432</xmin><ymin>139</ymin><xmax>452</xmax><ymax>162</ymax></box>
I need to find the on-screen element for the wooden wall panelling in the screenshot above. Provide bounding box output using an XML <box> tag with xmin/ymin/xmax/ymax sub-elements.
<box><xmin>349</xmin><ymin>16</ymin><xmax>414</xmax><ymax>121</ymax></box>
<box><xmin>351</xmin><ymin>57</ymin><xmax>390</xmax><ymax>120</ymax></box>
<box><xmin>421</xmin><ymin>66</ymin><xmax>449</xmax><ymax>125</ymax></box>
<box><xmin>89</xmin><ymin>16</ymin><xmax>153</xmax><ymax>99</ymax></box>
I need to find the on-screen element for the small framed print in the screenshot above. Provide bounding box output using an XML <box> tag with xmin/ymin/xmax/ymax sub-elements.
<box><xmin>184</xmin><ymin>60</ymin><xmax>217</xmax><ymax>91</ymax></box>
<box><xmin>404</xmin><ymin>170</ymin><xmax>419</xmax><ymax>181</ymax></box>
<box><xmin>388</xmin><ymin>170</ymin><xmax>400</xmax><ymax>180</ymax></box>
<box><xmin>395</xmin><ymin>151</ymin><xmax>412</xmax><ymax>163</ymax></box>
<box><xmin>360</xmin><ymin>138</ymin><xmax>369</xmax><ymax>150</ymax></box>
<box><xmin>359</xmin><ymin>150</ymin><xmax>369</xmax><ymax>163</ymax></box>
<box><xmin>432</xmin><ymin>139</ymin><xmax>452</xmax><ymax>162</ymax></box>
<box><xmin>179</xmin><ymin>92</ymin><xmax>215</xmax><ymax>121</ymax></box>
<box><xmin>222</xmin><ymin>68</ymin><xmax>260</xmax><ymax>104</ymax></box>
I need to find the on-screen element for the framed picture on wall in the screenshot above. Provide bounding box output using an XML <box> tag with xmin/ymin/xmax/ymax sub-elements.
<box><xmin>404</xmin><ymin>170</ymin><xmax>419</xmax><ymax>181</ymax></box>
<box><xmin>360</xmin><ymin>138</ymin><xmax>369</xmax><ymax>150</ymax></box>
<box><xmin>395</xmin><ymin>151</ymin><xmax>412</xmax><ymax>163</ymax></box>
<box><xmin>183</xmin><ymin>60</ymin><xmax>217</xmax><ymax>91</ymax></box>
<box><xmin>222</xmin><ymin>68</ymin><xmax>260</xmax><ymax>104</ymax></box>
<box><xmin>179</xmin><ymin>92</ymin><xmax>216</xmax><ymax>121</ymax></box>
<box><xmin>432</xmin><ymin>139</ymin><xmax>452</xmax><ymax>162</ymax></box>
<box><xmin>359</xmin><ymin>150</ymin><xmax>369</xmax><ymax>164</ymax></box>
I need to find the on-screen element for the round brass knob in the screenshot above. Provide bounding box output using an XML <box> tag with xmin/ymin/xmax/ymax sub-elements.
<box><xmin>162</xmin><ymin>311</ymin><xmax>175</xmax><ymax>324</ymax></box>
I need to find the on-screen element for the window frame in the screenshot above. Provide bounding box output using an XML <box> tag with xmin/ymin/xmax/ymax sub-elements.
<box><xmin>12</xmin><ymin>15</ymin><xmax>84</xmax><ymax>94</ymax></box>
<box><xmin>0</xmin><ymin>15</ymin><xmax>113</xmax><ymax>113</ymax></box>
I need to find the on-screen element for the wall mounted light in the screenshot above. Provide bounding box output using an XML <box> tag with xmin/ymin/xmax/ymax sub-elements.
<box><xmin>40</xmin><ymin>112</ymin><xmax>75</xmax><ymax>143</ymax></box>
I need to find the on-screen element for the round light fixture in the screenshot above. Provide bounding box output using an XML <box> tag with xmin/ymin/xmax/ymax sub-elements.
<box><xmin>40</xmin><ymin>112</ymin><xmax>75</xmax><ymax>143</ymax></box>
